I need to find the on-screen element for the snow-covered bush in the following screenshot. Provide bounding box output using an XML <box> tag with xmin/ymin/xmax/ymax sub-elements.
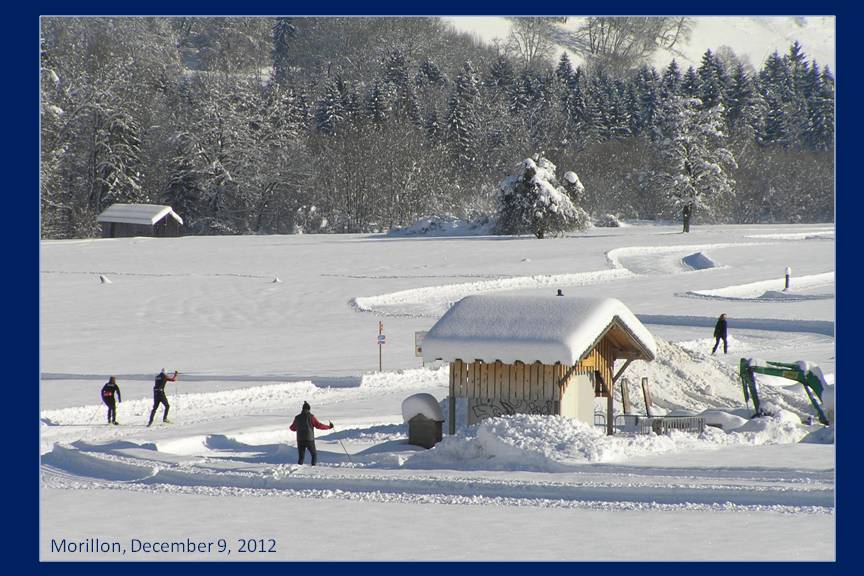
<box><xmin>594</xmin><ymin>213</ymin><xmax>622</xmax><ymax>227</ymax></box>
<box><xmin>494</xmin><ymin>154</ymin><xmax>589</xmax><ymax>239</ymax></box>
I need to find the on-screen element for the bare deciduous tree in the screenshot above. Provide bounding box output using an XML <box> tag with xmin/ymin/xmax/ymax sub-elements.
<box><xmin>567</xmin><ymin>17</ymin><xmax>693</xmax><ymax>74</ymax></box>
<box><xmin>505</xmin><ymin>17</ymin><xmax>558</xmax><ymax>70</ymax></box>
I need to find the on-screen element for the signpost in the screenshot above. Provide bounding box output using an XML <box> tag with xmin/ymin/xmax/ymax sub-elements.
<box><xmin>415</xmin><ymin>331</ymin><xmax>427</xmax><ymax>366</ymax></box>
<box><xmin>378</xmin><ymin>321</ymin><xmax>385</xmax><ymax>371</ymax></box>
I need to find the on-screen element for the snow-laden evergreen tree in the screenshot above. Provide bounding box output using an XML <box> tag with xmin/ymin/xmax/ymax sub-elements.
<box><xmin>660</xmin><ymin>60</ymin><xmax>682</xmax><ymax>98</ymax></box>
<box><xmin>725</xmin><ymin>62</ymin><xmax>762</xmax><ymax>142</ymax></box>
<box><xmin>609</xmin><ymin>79</ymin><xmax>632</xmax><ymax>139</ymax></box>
<box><xmin>652</xmin><ymin>96</ymin><xmax>737</xmax><ymax>232</ymax></box>
<box><xmin>416</xmin><ymin>57</ymin><xmax>446</xmax><ymax>87</ymax></box>
<box><xmin>805</xmin><ymin>65</ymin><xmax>834</xmax><ymax>151</ymax></box>
<box><xmin>697</xmin><ymin>49</ymin><xmax>728</xmax><ymax>109</ymax></box>
<box><xmin>365</xmin><ymin>81</ymin><xmax>390</xmax><ymax>126</ymax></box>
<box><xmin>495</xmin><ymin>154</ymin><xmax>589</xmax><ymax>238</ymax></box>
<box><xmin>758</xmin><ymin>89</ymin><xmax>790</xmax><ymax>147</ymax></box>
<box><xmin>509</xmin><ymin>71</ymin><xmax>531</xmax><ymax>115</ymax></box>
<box><xmin>425</xmin><ymin>108</ymin><xmax>441</xmax><ymax>142</ymax></box>
<box><xmin>555</xmin><ymin>53</ymin><xmax>574</xmax><ymax>84</ymax></box>
<box><xmin>681</xmin><ymin>66</ymin><xmax>701</xmax><ymax>98</ymax></box>
<box><xmin>633</xmin><ymin>65</ymin><xmax>660</xmax><ymax>135</ymax></box>
<box><xmin>315</xmin><ymin>80</ymin><xmax>345</xmax><ymax>136</ymax></box>
<box><xmin>271</xmin><ymin>18</ymin><xmax>297</xmax><ymax>87</ymax></box>
<box><xmin>383</xmin><ymin>49</ymin><xmax>410</xmax><ymax>89</ymax></box>
<box><xmin>445</xmin><ymin>60</ymin><xmax>480</xmax><ymax>165</ymax></box>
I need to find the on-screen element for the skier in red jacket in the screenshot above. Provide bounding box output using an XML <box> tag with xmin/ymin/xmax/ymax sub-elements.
<box><xmin>289</xmin><ymin>401</ymin><xmax>334</xmax><ymax>466</ymax></box>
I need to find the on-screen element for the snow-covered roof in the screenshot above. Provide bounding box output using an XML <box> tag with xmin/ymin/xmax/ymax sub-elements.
<box><xmin>97</xmin><ymin>204</ymin><xmax>184</xmax><ymax>226</ymax></box>
<box><xmin>422</xmin><ymin>295</ymin><xmax>656</xmax><ymax>365</ymax></box>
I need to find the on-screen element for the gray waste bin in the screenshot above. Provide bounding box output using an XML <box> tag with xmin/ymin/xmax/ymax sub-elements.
<box><xmin>408</xmin><ymin>414</ymin><xmax>443</xmax><ymax>449</ymax></box>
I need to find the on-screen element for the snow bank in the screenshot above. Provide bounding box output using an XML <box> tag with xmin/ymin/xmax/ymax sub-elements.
<box><xmin>361</xmin><ymin>366</ymin><xmax>449</xmax><ymax>390</ymax></box>
<box><xmin>352</xmin><ymin>268</ymin><xmax>632</xmax><ymax>319</ymax></box>
<box><xmin>687</xmin><ymin>272</ymin><xmax>834</xmax><ymax>301</ymax></box>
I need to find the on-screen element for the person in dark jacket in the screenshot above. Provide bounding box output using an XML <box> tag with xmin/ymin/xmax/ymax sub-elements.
<box><xmin>101</xmin><ymin>376</ymin><xmax>122</xmax><ymax>425</ymax></box>
<box><xmin>712</xmin><ymin>313</ymin><xmax>729</xmax><ymax>355</ymax></box>
<box><xmin>147</xmin><ymin>368</ymin><xmax>178</xmax><ymax>426</ymax></box>
<box><xmin>289</xmin><ymin>401</ymin><xmax>334</xmax><ymax>466</ymax></box>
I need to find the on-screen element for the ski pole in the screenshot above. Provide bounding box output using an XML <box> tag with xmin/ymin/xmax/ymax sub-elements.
<box><xmin>88</xmin><ymin>404</ymin><xmax>103</xmax><ymax>425</ymax></box>
<box><xmin>172</xmin><ymin>370</ymin><xmax>180</xmax><ymax>413</ymax></box>
<box><xmin>331</xmin><ymin>422</ymin><xmax>353</xmax><ymax>465</ymax></box>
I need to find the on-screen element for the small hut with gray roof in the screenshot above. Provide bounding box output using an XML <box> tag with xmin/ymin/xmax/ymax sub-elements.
<box><xmin>97</xmin><ymin>203</ymin><xmax>184</xmax><ymax>238</ymax></box>
<box><xmin>421</xmin><ymin>294</ymin><xmax>656</xmax><ymax>435</ymax></box>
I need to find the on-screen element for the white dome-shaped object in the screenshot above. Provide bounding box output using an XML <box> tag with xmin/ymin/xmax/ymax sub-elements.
<box><xmin>401</xmin><ymin>393</ymin><xmax>444</xmax><ymax>423</ymax></box>
<box><xmin>99</xmin><ymin>274</ymin><xmax>112</xmax><ymax>284</ymax></box>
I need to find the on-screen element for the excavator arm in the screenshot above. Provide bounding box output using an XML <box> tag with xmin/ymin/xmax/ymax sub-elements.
<box><xmin>739</xmin><ymin>358</ymin><xmax>829</xmax><ymax>425</ymax></box>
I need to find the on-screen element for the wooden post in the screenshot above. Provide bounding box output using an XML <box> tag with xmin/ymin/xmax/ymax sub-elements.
<box><xmin>606</xmin><ymin>389</ymin><xmax>614</xmax><ymax>435</ymax></box>
<box><xmin>621</xmin><ymin>378</ymin><xmax>631</xmax><ymax>414</ymax></box>
<box><xmin>641</xmin><ymin>377</ymin><xmax>653</xmax><ymax>417</ymax></box>
<box><xmin>449</xmin><ymin>362</ymin><xmax>456</xmax><ymax>435</ymax></box>
<box><xmin>596</xmin><ymin>370</ymin><xmax>613</xmax><ymax>436</ymax></box>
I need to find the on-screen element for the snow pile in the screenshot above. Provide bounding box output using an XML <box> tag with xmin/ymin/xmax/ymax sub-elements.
<box><xmin>401</xmin><ymin>393</ymin><xmax>444</xmax><ymax>422</ymax></box>
<box><xmin>387</xmin><ymin>215</ymin><xmax>496</xmax><ymax>237</ymax></box>
<box><xmin>422</xmin><ymin>294</ymin><xmax>655</xmax><ymax>365</ymax></box>
<box><xmin>731</xmin><ymin>410</ymin><xmax>812</xmax><ymax>444</ymax></box>
<box><xmin>403</xmin><ymin>411</ymin><xmax>823</xmax><ymax>472</ymax></box>
<box><xmin>617</xmin><ymin>337</ymin><xmax>819</xmax><ymax>421</ymax></box>
<box><xmin>700</xmin><ymin>410</ymin><xmax>749</xmax><ymax>431</ymax></box>
<box><xmin>404</xmin><ymin>414</ymin><xmax>686</xmax><ymax>471</ymax></box>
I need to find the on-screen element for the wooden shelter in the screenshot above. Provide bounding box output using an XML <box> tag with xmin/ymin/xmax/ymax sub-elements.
<box><xmin>421</xmin><ymin>295</ymin><xmax>656</xmax><ymax>435</ymax></box>
<box><xmin>97</xmin><ymin>203</ymin><xmax>184</xmax><ymax>238</ymax></box>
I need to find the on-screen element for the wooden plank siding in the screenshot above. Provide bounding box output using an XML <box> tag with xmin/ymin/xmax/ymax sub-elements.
<box><xmin>450</xmin><ymin>334</ymin><xmax>619</xmax><ymax>403</ymax></box>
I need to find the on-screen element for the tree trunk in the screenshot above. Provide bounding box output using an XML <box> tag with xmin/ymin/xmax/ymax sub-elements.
<box><xmin>682</xmin><ymin>204</ymin><xmax>691</xmax><ymax>233</ymax></box>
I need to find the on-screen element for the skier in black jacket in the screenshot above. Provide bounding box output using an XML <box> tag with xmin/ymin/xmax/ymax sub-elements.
<box><xmin>101</xmin><ymin>376</ymin><xmax>121</xmax><ymax>425</ymax></box>
<box><xmin>712</xmin><ymin>313</ymin><xmax>729</xmax><ymax>355</ymax></box>
<box><xmin>289</xmin><ymin>401</ymin><xmax>334</xmax><ymax>466</ymax></box>
<box><xmin>147</xmin><ymin>369</ymin><xmax>178</xmax><ymax>426</ymax></box>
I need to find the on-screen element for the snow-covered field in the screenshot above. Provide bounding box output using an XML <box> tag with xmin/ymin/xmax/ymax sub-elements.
<box><xmin>40</xmin><ymin>223</ymin><xmax>835</xmax><ymax>561</ymax></box>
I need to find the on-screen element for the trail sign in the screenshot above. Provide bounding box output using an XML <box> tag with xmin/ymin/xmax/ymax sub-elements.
<box><xmin>415</xmin><ymin>331</ymin><xmax>427</xmax><ymax>357</ymax></box>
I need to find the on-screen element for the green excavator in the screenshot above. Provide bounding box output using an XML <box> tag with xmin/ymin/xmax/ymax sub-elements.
<box><xmin>739</xmin><ymin>358</ymin><xmax>830</xmax><ymax>425</ymax></box>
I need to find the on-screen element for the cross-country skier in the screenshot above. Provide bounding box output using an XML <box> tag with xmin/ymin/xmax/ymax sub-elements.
<box><xmin>289</xmin><ymin>401</ymin><xmax>334</xmax><ymax>466</ymax></box>
<box><xmin>147</xmin><ymin>368</ymin><xmax>178</xmax><ymax>426</ymax></box>
<box><xmin>711</xmin><ymin>313</ymin><xmax>729</xmax><ymax>355</ymax></box>
<box><xmin>101</xmin><ymin>376</ymin><xmax>121</xmax><ymax>425</ymax></box>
